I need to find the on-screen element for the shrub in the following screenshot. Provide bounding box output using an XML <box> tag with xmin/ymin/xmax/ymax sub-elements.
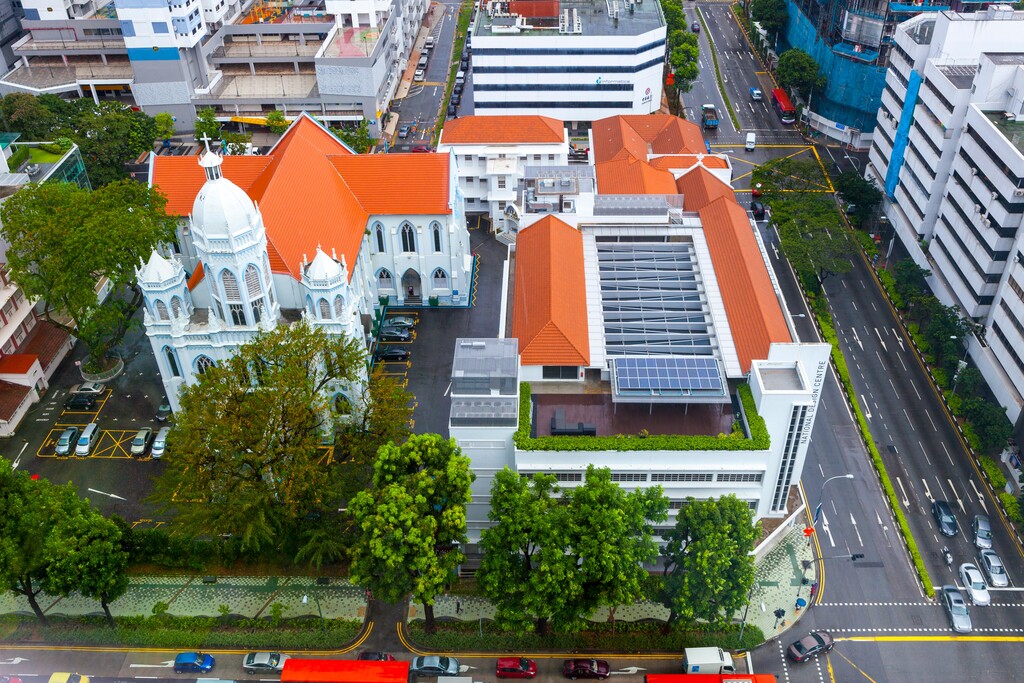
<box><xmin>1000</xmin><ymin>492</ymin><xmax>1022</xmax><ymax>524</ymax></box>
<box><xmin>7</xmin><ymin>144</ymin><xmax>28</xmax><ymax>170</ymax></box>
<box><xmin>979</xmin><ymin>456</ymin><xmax>1007</xmax><ymax>490</ymax></box>
<box><xmin>876</xmin><ymin>268</ymin><xmax>904</xmax><ymax>309</ymax></box>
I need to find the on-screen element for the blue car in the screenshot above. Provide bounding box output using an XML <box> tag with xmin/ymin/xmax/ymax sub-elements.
<box><xmin>174</xmin><ymin>652</ymin><xmax>215</xmax><ymax>674</ymax></box>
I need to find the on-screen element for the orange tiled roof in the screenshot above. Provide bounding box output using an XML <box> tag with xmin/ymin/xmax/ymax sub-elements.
<box><xmin>591</xmin><ymin>114</ymin><xmax>705</xmax><ymax>163</ymax></box>
<box><xmin>512</xmin><ymin>216</ymin><xmax>590</xmax><ymax>366</ymax></box>
<box><xmin>441</xmin><ymin>116</ymin><xmax>565</xmax><ymax>144</ymax></box>
<box><xmin>595</xmin><ymin>158</ymin><xmax>678</xmax><ymax>195</ymax></box>
<box><xmin>675</xmin><ymin>166</ymin><xmax>736</xmax><ymax>211</ymax></box>
<box><xmin>510</xmin><ymin>0</ymin><xmax>559</xmax><ymax>16</ymax></box>
<box><xmin>187</xmin><ymin>261</ymin><xmax>205</xmax><ymax>290</ymax></box>
<box><xmin>0</xmin><ymin>378</ymin><xmax>31</xmax><ymax>421</ymax></box>
<box><xmin>649</xmin><ymin>154</ymin><xmax>730</xmax><ymax>171</ymax></box>
<box><xmin>0</xmin><ymin>354</ymin><xmax>38</xmax><ymax>375</ymax></box>
<box><xmin>699</xmin><ymin>196</ymin><xmax>791</xmax><ymax>372</ymax></box>
<box><xmin>329</xmin><ymin>154</ymin><xmax>451</xmax><ymax>215</ymax></box>
<box><xmin>151</xmin><ymin>114</ymin><xmax>451</xmax><ymax>282</ymax></box>
<box><xmin>152</xmin><ymin>156</ymin><xmax>272</xmax><ymax>217</ymax></box>
<box><xmin>21</xmin><ymin>320</ymin><xmax>69</xmax><ymax>372</ymax></box>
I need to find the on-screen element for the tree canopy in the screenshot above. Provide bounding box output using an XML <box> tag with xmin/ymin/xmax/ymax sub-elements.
<box><xmin>193</xmin><ymin>107</ymin><xmax>222</xmax><ymax>143</ymax></box>
<box><xmin>659</xmin><ymin>495</ymin><xmax>759</xmax><ymax>629</ymax></box>
<box><xmin>155</xmin><ymin>112</ymin><xmax>176</xmax><ymax>141</ymax></box>
<box><xmin>150</xmin><ymin>320</ymin><xmax>365</xmax><ymax>554</ymax></box>
<box><xmin>833</xmin><ymin>170</ymin><xmax>883</xmax><ymax>226</ymax></box>
<box><xmin>331</xmin><ymin>120</ymin><xmax>377</xmax><ymax>154</ymax></box>
<box><xmin>751</xmin><ymin>0</ymin><xmax>788</xmax><ymax>40</ymax></box>
<box><xmin>478</xmin><ymin>466</ymin><xmax>667</xmax><ymax>634</ymax></box>
<box><xmin>0</xmin><ymin>180</ymin><xmax>176</xmax><ymax>367</ymax></box>
<box><xmin>348</xmin><ymin>434</ymin><xmax>473</xmax><ymax>630</ymax></box>
<box><xmin>0</xmin><ymin>460</ymin><xmax>129</xmax><ymax>625</ymax></box>
<box><xmin>777</xmin><ymin>49</ymin><xmax>826</xmax><ymax>100</ymax></box>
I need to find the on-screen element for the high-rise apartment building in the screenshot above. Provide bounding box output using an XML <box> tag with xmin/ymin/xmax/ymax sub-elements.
<box><xmin>868</xmin><ymin>5</ymin><xmax>1024</xmax><ymax>425</ymax></box>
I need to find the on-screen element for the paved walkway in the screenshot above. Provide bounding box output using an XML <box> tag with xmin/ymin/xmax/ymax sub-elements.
<box><xmin>5</xmin><ymin>528</ymin><xmax>814</xmax><ymax>646</ymax></box>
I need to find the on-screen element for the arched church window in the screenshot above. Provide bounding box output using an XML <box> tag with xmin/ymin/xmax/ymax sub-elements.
<box><xmin>164</xmin><ymin>347</ymin><xmax>180</xmax><ymax>378</ymax></box>
<box><xmin>245</xmin><ymin>265</ymin><xmax>263</xmax><ymax>298</ymax></box>
<box><xmin>334</xmin><ymin>295</ymin><xmax>344</xmax><ymax>317</ymax></box>
<box><xmin>378</xmin><ymin>269</ymin><xmax>393</xmax><ymax>289</ymax></box>
<box><xmin>319</xmin><ymin>298</ymin><xmax>331</xmax><ymax>319</ymax></box>
<box><xmin>432</xmin><ymin>268</ymin><xmax>448</xmax><ymax>288</ymax></box>
<box><xmin>170</xmin><ymin>296</ymin><xmax>183</xmax><ymax>318</ymax></box>
<box><xmin>155</xmin><ymin>300</ymin><xmax>169</xmax><ymax>321</ymax></box>
<box><xmin>433</xmin><ymin>225</ymin><xmax>442</xmax><ymax>252</ymax></box>
<box><xmin>222</xmin><ymin>270</ymin><xmax>241</xmax><ymax>301</ymax></box>
<box><xmin>376</xmin><ymin>224</ymin><xmax>386</xmax><ymax>253</ymax></box>
<box><xmin>195</xmin><ymin>355</ymin><xmax>215</xmax><ymax>375</ymax></box>
<box><xmin>401</xmin><ymin>224</ymin><xmax>416</xmax><ymax>253</ymax></box>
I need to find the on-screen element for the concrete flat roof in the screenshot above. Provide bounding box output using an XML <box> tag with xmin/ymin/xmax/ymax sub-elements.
<box><xmin>474</xmin><ymin>0</ymin><xmax>664</xmax><ymax>39</ymax></box>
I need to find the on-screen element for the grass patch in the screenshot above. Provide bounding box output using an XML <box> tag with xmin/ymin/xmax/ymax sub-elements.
<box><xmin>697</xmin><ymin>8</ymin><xmax>740</xmax><ymax>131</ymax></box>
<box><xmin>0</xmin><ymin>614</ymin><xmax>362</xmax><ymax>649</ymax></box>
<box><xmin>28</xmin><ymin>147</ymin><xmax>63</xmax><ymax>164</ymax></box>
<box><xmin>407</xmin><ymin>619</ymin><xmax>764</xmax><ymax>653</ymax></box>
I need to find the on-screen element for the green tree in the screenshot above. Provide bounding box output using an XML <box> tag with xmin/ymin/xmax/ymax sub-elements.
<box><xmin>74</xmin><ymin>102</ymin><xmax>157</xmax><ymax>185</ymax></box>
<box><xmin>150</xmin><ymin>320</ymin><xmax>366</xmax><ymax>553</ymax></box>
<box><xmin>0</xmin><ymin>93</ymin><xmax>55</xmax><ymax>140</ymax></box>
<box><xmin>155</xmin><ymin>112</ymin><xmax>176</xmax><ymax>141</ymax></box>
<box><xmin>777</xmin><ymin>48</ymin><xmax>826</xmax><ymax>100</ymax></box>
<box><xmin>478</xmin><ymin>469</ymin><xmax>574</xmax><ymax>635</ymax></box>
<box><xmin>265</xmin><ymin>110</ymin><xmax>289</xmax><ymax>135</ymax></box>
<box><xmin>194</xmin><ymin>107</ymin><xmax>222</xmax><ymax>144</ymax></box>
<box><xmin>659</xmin><ymin>495</ymin><xmax>759</xmax><ymax>629</ymax></box>
<box><xmin>669</xmin><ymin>33</ymin><xmax>700</xmax><ymax>93</ymax></box>
<box><xmin>43</xmin><ymin>507</ymin><xmax>129</xmax><ymax>627</ymax></box>
<box><xmin>0</xmin><ymin>460</ymin><xmax>92</xmax><ymax>625</ymax></box>
<box><xmin>221</xmin><ymin>130</ymin><xmax>253</xmax><ymax>155</ymax></box>
<box><xmin>348</xmin><ymin>434</ymin><xmax>473</xmax><ymax>631</ymax></box>
<box><xmin>962</xmin><ymin>398</ymin><xmax>1012</xmax><ymax>453</ymax></box>
<box><xmin>478</xmin><ymin>466</ymin><xmax>666</xmax><ymax>635</ymax></box>
<box><xmin>834</xmin><ymin>170</ymin><xmax>882</xmax><ymax>226</ymax></box>
<box><xmin>893</xmin><ymin>260</ymin><xmax>931</xmax><ymax>302</ymax></box>
<box><xmin>750</xmin><ymin>0</ymin><xmax>788</xmax><ymax>42</ymax></box>
<box><xmin>331</xmin><ymin>120</ymin><xmax>377</xmax><ymax>153</ymax></box>
<box><xmin>0</xmin><ymin>180</ymin><xmax>176</xmax><ymax>369</ymax></box>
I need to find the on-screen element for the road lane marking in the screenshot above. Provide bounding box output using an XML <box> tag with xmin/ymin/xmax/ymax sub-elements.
<box><xmin>888</xmin><ymin>378</ymin><xmax>900</xmax><ymax>399</ymax></box>
<box><xmin>895</xmin><ymin>476</ymin><xmax>910</xmax><ymax>508</ymax></box>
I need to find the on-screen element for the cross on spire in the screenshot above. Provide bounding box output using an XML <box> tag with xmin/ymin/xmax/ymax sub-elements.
<box><xmin>200</xmin><ymin>133</ymin><xmax>213</xmax><ymax>153</ymax></box>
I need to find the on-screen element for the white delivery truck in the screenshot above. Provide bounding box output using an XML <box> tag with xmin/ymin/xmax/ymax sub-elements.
<box><xmin>682</xmin><ymin>647</ymin><xmax>735</xmax><ymax>674</ymax></box>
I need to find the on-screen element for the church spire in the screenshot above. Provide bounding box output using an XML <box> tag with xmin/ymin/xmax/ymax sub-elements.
<box><xmin>198</xmin><ymin>133</ymin><xmax>223</xmax><ymax>181</ymax></box>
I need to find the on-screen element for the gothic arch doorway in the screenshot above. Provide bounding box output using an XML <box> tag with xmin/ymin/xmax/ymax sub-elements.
<box><xmin>402</xmin><ymin>269</ymin><xmax>422</xmax><ymax>299</ymax></box>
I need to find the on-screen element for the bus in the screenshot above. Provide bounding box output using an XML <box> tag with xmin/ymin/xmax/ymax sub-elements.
<box><xmin>281</xmin><ymin>660</ymin><xmax>410</xmax><ymax>683</ymax></box>
<box><xmin>770</xmin><ymin>88</ymin><xmax>796</xmax><ymax>124</ymax></box>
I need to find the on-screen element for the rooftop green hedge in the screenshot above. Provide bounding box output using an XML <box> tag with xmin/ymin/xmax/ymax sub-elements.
<box><xmin>513</xmin><ymin>381</ymin><xmax>769</xmax><ymax>452</ymax></box>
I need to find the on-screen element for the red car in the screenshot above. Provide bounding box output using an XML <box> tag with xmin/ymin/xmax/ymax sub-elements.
<box><xmin>562</xmin><ymin>660</ymin><xmax>609</xmax><ymax>680</ymax></box>
<box><xmin>411</xmin><ymin>145</ymin><xmax>433</xmax><ymax>153</ymax></box>
<box><xmin>497</xmin><ymin>658</ymin><xmax>537</xmax><ymax>679</ymax></box>
<box><xmin>358</xmin><ymin>652</ymin><xmax>396</xmax><ymax>661</ymax></box>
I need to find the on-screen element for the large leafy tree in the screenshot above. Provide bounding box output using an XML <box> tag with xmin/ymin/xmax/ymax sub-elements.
<box><xmin>43</xmin><ymin>507</ymin><xmax>129</xmax><ymax>627</ymax></box>
<box><xmin>659</xmin><ymin>495</ymin><xmax>759</xmax><ymax>629</ymax></box>
<box><xmin>0</xmin><ymin>180</ymin><xmax>176</xmax><ymax>369</ymax></box>
<box><xmin>194</xmin><ymin>107</ymin><xmax>222</xmax><ymax>143</ymax></box>
<box><xmin>833</xmin><ymin>170</ymin><xmax>882</xmax><ymax>227</ymax></box>
<box><xmin>777</xmin><ymin>48</ymin><xmax>826</xmax><ymax>100</ymax></box>
<box><xmin>150</xmin><ymin>321</ymin><xmax>365</xmax><ymax>553</ymax></box>
<box><xmin>331</xmin><ymin>120</ymin><xmax>377</xmax><ymax>153</ymax></box>
<box><xmin>0</xmin><ymin>93</ymin><xmax>55</xmax><ymax>140</ymax></box>
<box><xmin>669</xmin><ymin>32</ymin><xmax>700</xmax><ymax>93</ymax></box>
<box><xmin>750</xmin><ymin>0</ymin><xmax>788</xmax><ymax>42</ymax></box>
<box><xmin>478</xmin><ymin>466</ymin><xmax>667</xmax><ymax>635</ymax></box>
<box><xmin>74</xmin><ymin>102</ymin><xmax>157</xmax><ymax>186</ymax></box>
<box><xmin>349</xmin><ymin>434</ymin><xmax>473</xmax><ymax>631</ymax></box>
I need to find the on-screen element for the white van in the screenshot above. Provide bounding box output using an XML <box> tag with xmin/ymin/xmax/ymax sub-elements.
<box><xmin>424</xmin><ymin>36</ymin><xmax>435</xmax><ymax>49</ymax></box>
<box><xmin>76</xmin><ymin>422</ymin><xmax>99</xmax><ymax>456</ymax></box>
<box><xmin>455</xmin><ymin>70</ymin><xmax>465</xmax><ymax>84</ymax></box>
<box><xmin>745</xmin><ymin>132</ymin><xmax>756</xmax><ymax>151</ymax></box>
<box><xmin>152</xmin><ymin>426</ymin><xmax>170</xmax><ymax>459</ymax></box>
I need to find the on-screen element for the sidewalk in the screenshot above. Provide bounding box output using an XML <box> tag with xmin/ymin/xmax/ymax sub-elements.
<box><xmin>1</xmin><ymin>576</ymin><xmax>367</xmax><ymax>621</ymax></box>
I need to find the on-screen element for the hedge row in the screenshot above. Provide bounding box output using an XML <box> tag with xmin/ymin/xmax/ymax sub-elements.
<box><xmin>513</xmin><ymin>382</ymin><xmax>769</xmax><ymax>452</ymax></box>
<box><xmin>8</xmin><ymin>144</ymin><xmax>28</xmax><ymax>170</ymax></box>
<box><xmin>812</xmin><ymin>296</ymin><xmax>934</xmax><ymax>597</ymax></box>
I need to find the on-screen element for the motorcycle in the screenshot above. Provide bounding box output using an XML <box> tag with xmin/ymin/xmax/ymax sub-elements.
<box><xmin>942</xmin><ymin>545</ymin><xmax>953</xmax><ymax>568</ymax></box>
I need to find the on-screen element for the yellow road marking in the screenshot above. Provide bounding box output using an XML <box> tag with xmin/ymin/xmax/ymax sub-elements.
<box><xmin>829</xmin><ymin>648</ymin><xmax>881</xmax><ymax>682</ymax></box>
<box><xmin>842</xmin><ymin>634</ymin><xmax>1024</xmax><ymax>642</ymax></box>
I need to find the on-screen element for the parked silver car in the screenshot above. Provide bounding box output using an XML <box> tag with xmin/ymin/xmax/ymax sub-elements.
<box><xmin>958</xmin><ymin>563</ymin><xmax>991</xmax><ymax>606</ymax></box>
<box><xmin>940</xmin><ymin>585</ymin><xmax>972</xmax><ymax>633</ymax></box>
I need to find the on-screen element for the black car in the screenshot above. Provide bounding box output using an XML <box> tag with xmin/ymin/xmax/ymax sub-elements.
<box><xmin>447</xmin><ymin>104</ymin><xmax>457</xmax><ymax>118</ymax></box>
<box><xmin>452</xmin><ymin>93</ymin><xmax>462</xmax><ymax>106</ymax></box>
<box><xmin>358</xmin><ymin>652</ymin><xmax>396</xmax><ymax>661</ymax></box>
<box><xmin>460</xmin><ymin>59</ymin><xmax>469</xmax><ymax>70</ymax></box>
<box><xmin>933</xmin><ymin>499</ymin><xmax>958</xmax><ymax>537</ymax></box>
<box><xmin>375</xmin><ymin>347</ymin><xmax>411</xmax><ymax>362</ymax></box>
<box><xmin>786</xmin><ymin>630</ymin><xmax>834</xmax><ymax>662</ymax></box>
<box><xmin>454</xmin><ymin>82</ymin><xmax>464</xmax><ymax>95</ymax></box>
<box><xmin>379</xmin><ymin>328</ymin><xmax>412</xmax><ymax>342</ymax></box>
<box><xmin>691</xmin><ymin>21</ymin><xmax>700</xmax><ymax>32</ymax></box>
<box><xmin>65</xmin><ymin>393</ymin><xmax>96</xmax><ymax>411</ymax></box>
<box><xmin>750</xmin><ymin>200</ymin><xmax>766</xmax><ymax>220</ymax></box>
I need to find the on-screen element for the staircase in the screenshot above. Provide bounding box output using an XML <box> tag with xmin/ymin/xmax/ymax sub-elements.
<box><xmin>404</xmin><ymin>294</ymin><xmax>422</xmax><ymax>306</ymax></box>
<box><xmin>496</xmin><ymin>230</ymin><xmax>516</xmax><ymax>246</ymax></box>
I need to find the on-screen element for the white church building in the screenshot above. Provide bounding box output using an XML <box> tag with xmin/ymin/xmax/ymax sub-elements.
<box><xmin>139</xmin><ymin>113</ymin><xmax>472</xmax><ymax>410</ymax></box>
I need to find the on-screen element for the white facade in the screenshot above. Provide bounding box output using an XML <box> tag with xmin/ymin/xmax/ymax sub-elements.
<box><xmin>437</xmin><ymin>136</ymin><xmax>570</xmax><ymax>233</ymax></box>
<box><xmin>469</xmin><ymin>1</ymin><xmax>666</xmax><ymax>124</ymax></box>
<box><xmin>868</xmin><ymin>6</ymin><xmax>1024</xmax><ymax>423</ymax></box>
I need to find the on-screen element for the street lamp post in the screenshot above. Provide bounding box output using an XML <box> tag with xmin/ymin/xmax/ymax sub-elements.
<box><xmin>950</xmin><ymin>335</ymin><xmax>971</xmax><ymax>396</ymax></box>
<box><xmin>812</xmin><ymin>473</ymin><xmax>855</xmax><ymax>527</ymax></box>
<box><xmin>302</xmin><ymin>593</ymin><xmax>326</xmax><ymax>635</ymax></box>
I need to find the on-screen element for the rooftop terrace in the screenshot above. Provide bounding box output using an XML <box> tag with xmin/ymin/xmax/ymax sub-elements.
<box><xmin>986</xmin><ymin>110</ymin><xmax>1024</xmax><ymax>157</ymax></box>
<box><xmin>1</xmin><ymin>59</ymin><xmax>132</xmax><ymax>89</ymax></box>
<box><xmin>531</xmin><ymin>391</ymin><xmax>734</xmax><ymax>438</ymax></box>
<box><xmin>474</xmin><ymin>0</ymin><xmax>664</xmax><ymax>38</ymax></box>
<box><xmin>322</xmin><ymin>25</ymin><xmax>381</xmax><ymax>58</ymax></box>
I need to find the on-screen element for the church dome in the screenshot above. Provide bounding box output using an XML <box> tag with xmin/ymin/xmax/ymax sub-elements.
<box><xmin>191</xmin><ymin>150</ymin><xmax>259</xmax><ymax>238</ymax></box>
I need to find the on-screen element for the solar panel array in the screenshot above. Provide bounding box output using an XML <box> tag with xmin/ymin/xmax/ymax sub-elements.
<box><xmin>613</xmin><ymin>356</ymin><xmax>725</xmax><ymax>398</ymax></box>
